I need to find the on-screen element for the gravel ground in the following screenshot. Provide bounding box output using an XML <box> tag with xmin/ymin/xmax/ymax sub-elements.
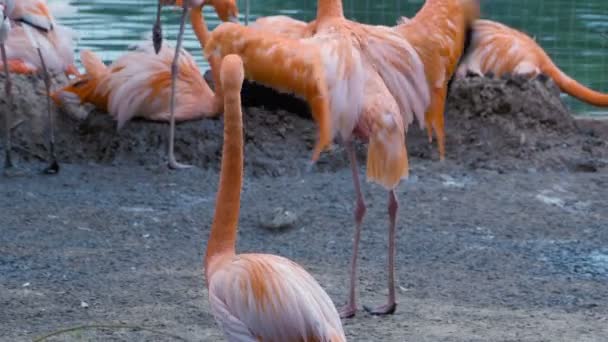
<box><xmin>0</xmin><ymin>73</ymin><xmax>607</xmax><ymax>341</ymax></box>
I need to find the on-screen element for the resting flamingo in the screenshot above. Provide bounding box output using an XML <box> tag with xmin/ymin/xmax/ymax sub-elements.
<box><xmin>206</xmin><ymin>54</ymin><xmax>346</xmax><ymax>341</ymax></box>
<box><xmin>205</xmin><ymin>0</ymin><xmax>430</xmax><ymax>317</ymax></box>
<box><xmin>455</xmin><ymin>19</ymin><xmax>608</xmax><ymax>106</ymax></box>
<box><xmin>53</xmin><ymin>0</ymin><xmax>237</xmax><ymax>168</ymax></box>
<box><xmin>155</xmin><ymin>0</ymin><xmax>237</xmax><ymax>169</ymax></box>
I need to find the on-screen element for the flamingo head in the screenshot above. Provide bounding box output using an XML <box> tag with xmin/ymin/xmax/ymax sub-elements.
<box><xmin>206</xmin><ymin>0</ymin><xmax>239</xmax><ymax>23</ymax></box>
<box><xmin>173</xmin><ymin>0</ymin><xmax>238</xmax><ymax>23</ymax></box>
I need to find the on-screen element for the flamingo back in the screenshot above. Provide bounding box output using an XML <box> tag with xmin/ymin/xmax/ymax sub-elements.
<box><xmin>206</xmin><ymin>22</ymin><xmax>332</xmax><ymax>160</ymax></box>
<box><xmin>250</xmin><ymin>16</ymin><xmax>316</xmax><ymax>39</ymax></box>
<box><xmin>207</xmin><ymin>253</ymin><xmax>346</xmax><ymax>342</ymax></box>
<box><xmin>106</xmin><ymin>41</ymin><xmax>210</xmax><ymax>127</ymax></box>
<box><xmin>456</xmin><ymin>19</ymin><xmax>543</xmax><ymax>78</ymax></box>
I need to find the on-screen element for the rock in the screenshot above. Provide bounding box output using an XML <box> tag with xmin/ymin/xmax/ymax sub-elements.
<box><xmin>259</xmin><ymin>207</ymin><xmax>298</xmax><ymax>231</ymax></box>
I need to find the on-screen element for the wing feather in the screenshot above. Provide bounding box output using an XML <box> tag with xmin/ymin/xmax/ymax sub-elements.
<box><xmin>357</xmin><ymin>23</ymin><xmax>430</xmax><ymax>128</ymax></box>
<box><xmin>208</xmin><ymin>254</ymin><xmax>345</xmax><ymax>342</ymax></box>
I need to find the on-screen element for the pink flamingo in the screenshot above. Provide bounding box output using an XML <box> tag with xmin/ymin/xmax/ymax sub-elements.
<box><xmin>53</xmin><ymin>0</ymin><xmax>237</xmax><ymax>168</ymax></box>
<box><xmin>205</xmin><ymin>0</ymin><xmax>431</xmax><ymax>317</ymax></box>
<box><xmin>205</xmin><ymin>54</ymin><xmax>346</xmax><ymax>341</ymax></box>
<box><xmin>1</xmin><ymin>0</ymin><xmax>74</xmax><ymax>174</ymax></box>
<box><xmin>158</xmin><ymin>0</ymin><xmax>238</xmax><ymax>168</ymax></box>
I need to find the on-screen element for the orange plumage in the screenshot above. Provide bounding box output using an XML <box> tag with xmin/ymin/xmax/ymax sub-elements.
<box><xmin>396</xmin><ymin>0</ymin><xmax>479</xmax><ymax>160</ymax></box>
<box><xmin>456</xmin><ymin>19</ymin><xmax>608</xmax><ymax>107</ymax></box>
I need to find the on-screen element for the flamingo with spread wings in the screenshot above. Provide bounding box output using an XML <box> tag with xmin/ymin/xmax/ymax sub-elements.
<box><xmin>456</xmin><ymin>19</ymin><xmax>608</xmax><ymax>106</ymax></box>
<box><xmin>205</xmin><ymin>0</ymin><xmax>430</xmax><ymax>317</ymax></box>
<box><xmin>205</xmin><ymin>53</ymin><xmax>346</xmax><ymax>341</ymax></box>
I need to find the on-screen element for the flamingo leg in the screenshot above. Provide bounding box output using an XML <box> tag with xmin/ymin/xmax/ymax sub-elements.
<box><xmin>425</xmin><ymin>86</ymin><xmax>447</xmax><ymax>161</ymax></box>
<box><xmin>153</xmin><ymin>0</ymin><xmax>163</xmax><ymax>54</ymax></box>
<box><xmin>363</xmin><ymin>190</ymin><xmax>398</xmax><ymax>315</ymax></box>
<box><xmin>36</xmin><ymin>48</ymin><xmax>59</xmax><ymax>174</ymax></box>
<box><xmin>1</xmin><ymin>42</ymin><xmax>14</xmax><ymax>172</ymax></box>
<box><xmin>167</xmin><ymin>0</ymin><xmax>192</xmax><ymax>169</ymax></box>
<box><xmin>339</xmin><ymin>140</ymin><xmax>366</xmax><ymax>319</ymax></box>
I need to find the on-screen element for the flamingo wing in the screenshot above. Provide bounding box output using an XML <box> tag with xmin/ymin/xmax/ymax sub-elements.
<box><xmin>106</xmin><ymin>40</ymin><xmax>205</xmax><ymax>127</ymax></box>
<box><xmin>208</xmin><ymin>254</ymin><xmax>346</xmax><ymax>342</ymax></box>
<box><xmin>355</xmin><ymin>22</ymin><xmax>430</xmax><ymax>129</ymax></box>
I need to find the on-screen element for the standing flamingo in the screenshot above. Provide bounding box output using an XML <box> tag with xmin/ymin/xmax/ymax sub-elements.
<box><xmin>1</xmin><ymin>0</ymin><xmax>70</xmax><ymax>174</ymax></box>
<box><xmin>52</xmin><ymin>1</ymin><xmax>233</xmax><ymax>132</ymax></box>
<box><xmin>455</xmin><ymin>19</ymin><xmax>608</xmax><ymax>106</ymax></box>
<box><xmin>205</xmin><ymin>0</ymin><xmax>431</xmax><ymax>317</ymax></box>
<box><xmin>395</xmin><ymin>0</ymin><xmax>479</xmax><ymax>160</ymax></box>
<box><xmin>206</xmin><ymin>54</ymin><xmax>346</xmax><ymax>341</ymax></box>
<box><xmin>164</xmin><ymin>0</ymin><xmax>238</xmax><ymax>168</ymax></box>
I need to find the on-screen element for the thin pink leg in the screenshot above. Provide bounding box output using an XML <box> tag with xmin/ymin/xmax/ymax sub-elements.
<box><xmin>364</xmin><ymin>190</ymin><xmax>398</xmax><ymax>315</ymax></box>
<box><xmin>339</xmin><ymin>141</ymin><xmax>366</xmax><ymax>319</ymax></box>
<box><xmin>167</xmin><ymin>0</ymin><xmax>192</xmax><ymax>169</ymax></box>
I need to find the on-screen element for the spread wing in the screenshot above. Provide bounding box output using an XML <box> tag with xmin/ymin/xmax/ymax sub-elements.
<box><xmin>355</xmin><ymin>22</ymin><xmax>430</xmax><ymax>128</ymax></box>
<box><xmin>208</xmin><ymin>254</ymin><xmax>346</xmax><ymax>342</ymax></box>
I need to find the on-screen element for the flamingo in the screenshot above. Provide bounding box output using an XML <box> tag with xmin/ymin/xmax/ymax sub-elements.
<box><xmin>53</xmin><ymin>0</ymin><xmax>237</xmax><ymax>168</ymax></box>
<box><xmin>206</xmin><ymin>54</ymin><xmax>346</xmax><ymax>341</ymax></box>
<box><xmin>163</xmin><ymin>0</ymin><xmax>238</xmax><ymax>168</ymax></box>
<box><xmin>395</xmin><ymin>0</ymin><xmax>479</xmax><ymax>160</ymax></box>
<box><xmin>248</xmin><ymin>0</ymin><xmax>478</xmax><ymax>161</ymax></box>
<box><xmin>205</xmin><ymin>0</ymin><xmax>431</xmax><ymax>317</ymax></box>
<box><xmin>1</xmin><ymin>0</ymin><xmax>78</xmax><ymax>77</ymax></box>
<box><xmin>1</xmin><ymin>0</ymin><xmax>72</xmax><ymax>174</ymax></box>
<box><xmin>455</xmin><ymin>19</ymin><xmax>608</xmax><ymax>106</ymax></box>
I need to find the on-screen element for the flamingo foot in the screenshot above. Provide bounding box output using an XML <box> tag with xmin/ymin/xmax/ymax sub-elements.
<box><xmin>168</xmin><ymin>155</ymin><xmax>192</xmax><ymax>170</ymax></box>
<box><xmin>338</xmin><ymin>304</ymin><xmax>357</xmax><ymax>319</ymax></box>
<box><xmin>42</xmin><ymin>160</ymin><xmax>60</xmax><ymax>175</ymax></box>
<box><xmin>363</xmin><ymin>302</ymin><xmax>397</xmax><ymax>316</ymax></box>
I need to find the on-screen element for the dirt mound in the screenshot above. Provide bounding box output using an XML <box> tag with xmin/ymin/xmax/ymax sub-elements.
<box><xmin>408</xmin><ymin>74</ymin><xmax>607</xmax><ymax>172</ymax></box>
<box><xmin>1</xmin><ymin>72</ymin><xmax>606</xmax><ymax>176</ymax></box>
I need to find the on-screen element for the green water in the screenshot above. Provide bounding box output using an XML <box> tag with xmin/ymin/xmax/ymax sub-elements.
<box><xmin>58</xmin><ymin>0</ymin><xmax>608</xmax><ymax>116</ymax></box>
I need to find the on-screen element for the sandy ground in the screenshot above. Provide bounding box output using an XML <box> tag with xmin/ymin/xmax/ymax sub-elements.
<box><xmin>0</xmin><ymin>73</ymin><xmax>607</xmax><ymax>341</ymax></box>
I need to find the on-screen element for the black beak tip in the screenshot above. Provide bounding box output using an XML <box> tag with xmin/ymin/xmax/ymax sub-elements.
<box><xmin>152</xmin><ymin>25</ymin><xmax>162</xmax><ymax>54</ymax></box>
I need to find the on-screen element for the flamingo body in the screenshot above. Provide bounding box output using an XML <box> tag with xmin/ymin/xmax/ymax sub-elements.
<box><xmin>395</xmin><ymin>0</ymin><xmax>479</xmax><ymax>159</ymax></box>
<box><xmin>205</xmin><ymin>54</ymin><xmax>346</xmax><ymax>341</ymax></box>
<box><xmin>52</xmin><ymin>41</ymin><xmax>215</xmax><ymax>127</ymax></box>
<box><xmin>208</xmin><ymin>253</ymin><xmax>346</xmax><ymax>342</ymax></box>
<box><xmin>456</xmin><ymin>19</ymin><xmax>608</xmax><ymax>107</ymax></box>
<box><xmin>2</xmin><ymin>0</ymin><xmax>77</xmax><ymax>76</ymax></box>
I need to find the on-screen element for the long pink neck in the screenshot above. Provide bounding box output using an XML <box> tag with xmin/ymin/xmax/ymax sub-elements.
<box><xmin>191</xmin><ymin>6</ymin><xmax>223</xmax><ymax>113</ymax></box>
<box><xmin>316</xmin><ymin>0</ymin><xmax>344</xmax><ymax>23</ymax></box>
<box><xmin>204</xmin><ymin>80</ymin><xmax>243</xmax><ymax>272</ymax></box>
